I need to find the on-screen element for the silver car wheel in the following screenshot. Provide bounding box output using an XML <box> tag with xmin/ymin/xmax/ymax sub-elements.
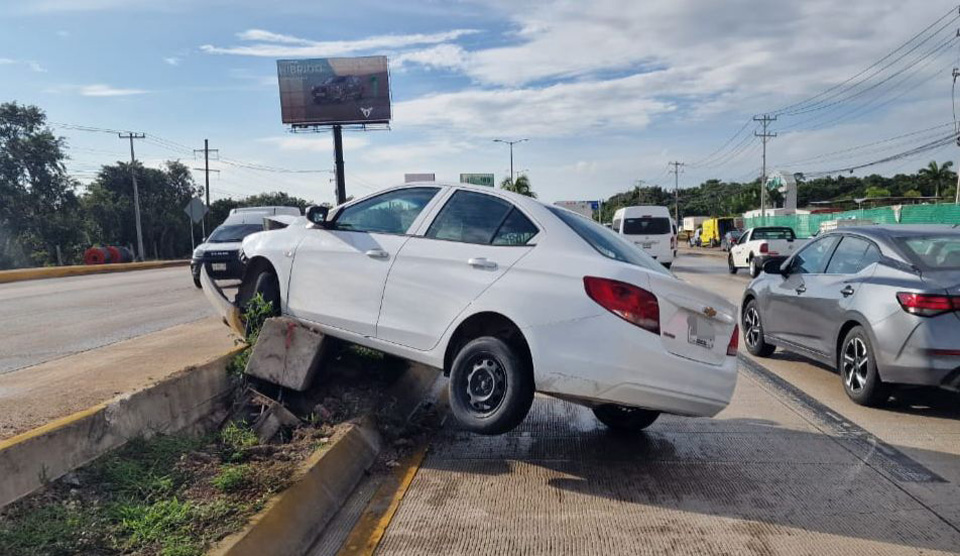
<box><xmin>466</xmin><ymin>357</ymin><xmax>507</xmax><ymax>414</ymax></box>
<box><xmin>842</xmin><ymin>337</ymin><xmax>869</xmax><ymax>392</ymax></box>
<box><xmin>744</xmin><ymin>307</ymin><xmax>762</xmax><ymax>348</ymax></box>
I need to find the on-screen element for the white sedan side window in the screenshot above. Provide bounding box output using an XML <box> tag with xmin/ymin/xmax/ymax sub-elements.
<box><xmin>334</xmin><ymin>187</ymin><xmax>439</xmax><ymax>235</ymax></box>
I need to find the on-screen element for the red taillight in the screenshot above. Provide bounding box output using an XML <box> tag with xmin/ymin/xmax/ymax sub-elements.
<box><xmin>759</xmin><ymin>243</ymin><xmax>769</xmax><ymax>254</ymax></box>
<box><xmin>727</xmin><ymin>325</ymin><xmax>739</xmax><ymax>356</ymax></box>
<box><xmin>583</xmin><ymin>277</ymin><xmax>660</xmax><ymax>334</ymax></box>
<box><xmin>896</xmin><ymin>292</ymin><xmax>958</xmax><ymax>317</ymax></box>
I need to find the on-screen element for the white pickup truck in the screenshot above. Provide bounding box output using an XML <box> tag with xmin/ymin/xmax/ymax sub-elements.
<box><xmin>728</xmin><ymin>226</ymin><xmax>805</xmax><ymax>277</ymax></box>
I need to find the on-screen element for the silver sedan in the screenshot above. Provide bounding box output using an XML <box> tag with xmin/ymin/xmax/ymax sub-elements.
<box><xmin>741</xmin><ymin>225</ymin><xmax>960</xmax><ymax>406</ymax></box>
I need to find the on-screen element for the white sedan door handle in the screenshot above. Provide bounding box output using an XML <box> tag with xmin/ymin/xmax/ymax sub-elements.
<box><xmin>468</xmin><ymin>257</ymin><xmax>497</xmax><ymax>270</ymax></box>
<box><xmin>365</xmin><ymin>249</ymin><xmax>389</xmax><ymax>260</ymax></box>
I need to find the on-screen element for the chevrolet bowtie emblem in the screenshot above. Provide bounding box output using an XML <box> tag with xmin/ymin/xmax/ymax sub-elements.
<box><xmin>703</xmin><ymin>306</ymin><xmax>717</xmax><ymax>318</ymax></box>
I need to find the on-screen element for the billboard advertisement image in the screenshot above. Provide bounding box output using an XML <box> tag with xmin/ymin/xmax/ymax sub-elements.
<box><xmin>277</xmin><ymin>56</ymin><xmax>391</xmax><ymax>126</ymax></box>
<box><xmin>460</xmin><ymin>173</ymin><xmax>495</xmax><ymax>187</ymax></box>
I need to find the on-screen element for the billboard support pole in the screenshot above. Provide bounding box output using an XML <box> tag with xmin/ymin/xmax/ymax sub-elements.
<box><xmin>333</xmin><ymin>124</ymin><xmax>346</xmax><ymax>204</ymax></box>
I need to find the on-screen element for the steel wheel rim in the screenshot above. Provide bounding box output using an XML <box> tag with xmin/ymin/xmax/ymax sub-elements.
<box><xmin>744</xmin><ymin>308</ymin><xmax>762</xmax><ymax>348</ymax></box>
<box><xmin>465</xmin><ymin>356</ymin><xmax>507</xmax><ymax>414</ymax></box>
<box><xmin>842</xmin><ymin>337</ymin><xmax>869</xmax><ymax>392</ymax></box>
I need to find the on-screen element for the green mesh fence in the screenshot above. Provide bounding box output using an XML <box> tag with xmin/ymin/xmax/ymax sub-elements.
<box><xmin>743</xmin><ymin>204</ymin><xmax>960</xmax><ymax>237</ymax></box>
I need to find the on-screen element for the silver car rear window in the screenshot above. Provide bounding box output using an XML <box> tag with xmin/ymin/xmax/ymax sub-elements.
<box><xmin>896</xmin><ymin>234</ymin><xmax>960</xmax><ymax>270</ymax></box>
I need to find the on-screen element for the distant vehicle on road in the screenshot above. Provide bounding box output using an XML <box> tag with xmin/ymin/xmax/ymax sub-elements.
<box><xmin>729</xmin><ymin>226</ymin><xmax>803</xmax><ymax>277</ymax></box>
<box><xmin>204</xmin><ymin>184</ymin><xmax>739</xmax><ymax>434</ymax></box>
<box><xmin>311</xmin><ymin>75</ymin><xmax>363</xmax><ymax>104</ymax></box>
<box><xmin>720</xmin><ymin>229</ymin><xmax>744</xmax><ymax>252</ymax></box>
<box><xmin>742</xmin><ymin>226</ymin><xmax>960</xmax><ymax>406</ymax></box>
<box><xmin>682</xmin><ymin>215</ymin><xmax>708</xmax><ymax>233</ymax></box>
<box><xmin>611</xmin><ymin>206</ymin><xmax>676</xmax><ymax>268</ymax></box>
<box><xmin>190</xmin><ymin>206</ymin><xmax>302</xmax><ymax>288</ymax></box>
<box><xmin>701</xmin><ymin>217</ymin><xmax>743</xmax><ymax>248</ymax></box>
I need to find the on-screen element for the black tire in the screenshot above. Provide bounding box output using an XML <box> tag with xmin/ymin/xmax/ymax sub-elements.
<box><xmin>448</xmin><ymin>336</ymin><xmax>534</xmax><ymax>435</ymax></box>
<box><xmin>192</xmin><ymin>274</ymin><xmax>202</xmax><ymax>289</ymax></box>
<box><xmin>749</xmin><ymin>257</ymin><xmax>759</xmax><ymax>278</ymax></box>
<box><xmin>839</xmin><ymin>326</ymin><xmax>889</xmax><ymax>406</ymax></box>
<box><xmin>728</xmin><ymin>254</ymin><xmax>738</xmax><ymax>274</ymax></box>
<box><xmin>663</xmin><ymin>262</ymin><xmax>672</xmax><ymax>270</ymax></box>
<box><xmin>742</xmin><ymin>299</ymin><xmax>775</xmax><ymax>357</ymax></box>
<box><xmin>593</xmin><ymin>404</ymin><xmax>660</xmax><ymax>432</ymax></box>
<box><xmin>240</xmin><ymin>268</ymin><xmax>281</xmax><ymax>336</ymax></box>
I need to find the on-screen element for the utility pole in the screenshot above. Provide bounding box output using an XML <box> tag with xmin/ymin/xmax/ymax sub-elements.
<box><xmin>493</xmin><ymin>138</ymin><xmax>528</xmax><ymax>184</ymax></box>
<box><xmin>193</xmin><ymin>139</ymin><xmax>219</xmax><ymax>236</ymax></box>
<box><xmin>754</xmin><ymin>114</ymin><xmax>777</xmax><ymax>223</ymax></box>
<box><xmin>668</xmin><ymin>161</ymin><xmax>684</xmax><ymax>224</ymax></box>
<box><xmin>954</xmin><ymin>65</ymin><xmax>960</xmax><ymax>204</ymax></box>
<box><xmin>333</xmin><ymin>125</ymin><xmax>347</xmax><ymax>204</ymax></box>
<box><xmin>119</xmin><ymin>132</ymin><xmax>146</xmax><ymax>261</ymax></box>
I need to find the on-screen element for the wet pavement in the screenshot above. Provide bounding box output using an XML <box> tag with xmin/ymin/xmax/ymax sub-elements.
<box><xmin>318</xmin><ymin>251</ymin><xmax>960</xmax><ymax>555</ymax></box>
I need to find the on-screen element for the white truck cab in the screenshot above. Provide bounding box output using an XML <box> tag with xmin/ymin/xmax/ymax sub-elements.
<box><xmin>611</xmin><ymin>206</ymin><xmax>676</xmax><ymax>268</ymax></box>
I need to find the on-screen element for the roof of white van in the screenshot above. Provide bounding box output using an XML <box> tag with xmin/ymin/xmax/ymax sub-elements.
<box><xmin>613</xmin><ymin>206</ymin><xmax>672</xmax><ymax>217</ymax></box>
<box><xmin>229</xmin><ymin>206</ymin><xmax>302</xmax><ymax>216</ymax></box>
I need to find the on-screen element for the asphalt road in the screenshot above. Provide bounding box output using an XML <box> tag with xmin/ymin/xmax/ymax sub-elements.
<box><xmin>316</xmin><ymin>250</ymin><xmax>960</xmax><ymax>556</ymax></box>
<box><xmin>0</xmin><ymin>267</ymin><xmax>214</xmax><ymax>374</ymax></box>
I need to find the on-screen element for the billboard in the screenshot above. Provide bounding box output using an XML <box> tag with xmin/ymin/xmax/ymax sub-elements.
<box><xmin>554</xmin><ymin>201</ymin><xmax>596</xmax><ymax>219</ymax></box>
<box><xmin>277</xmin><ymin>56</ymin><xmax>391</xmax><ymax>126</ymax></box>
<box><xmin>404</xmin><ymin>173</ymin><xmax>435</xmax><ymax>183</ymax></box>
<box><xmin>460</xmin><ymin>173</ymin><xmax>495</xmax><ymax>187</ymax></box>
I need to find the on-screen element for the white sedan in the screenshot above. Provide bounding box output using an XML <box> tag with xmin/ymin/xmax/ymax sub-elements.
<box><xmin>205</xmin><ymin>183</ymin><xmax>739</xmax><ymax>435</ymax></box>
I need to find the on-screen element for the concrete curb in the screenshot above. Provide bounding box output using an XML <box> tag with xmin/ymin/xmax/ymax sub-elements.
<box><xmin>210</xmin><ymin>419</ymin><xmax>383</xmax><ymax>556</ymax></box>
<box><xmin>209</xmin><ymin>363</ymin><xmax>441</xmax><ymax>556</ymax></box>
<box><xmin>0</xmin><ymin>346</ymin><xmax>244</xmax><ymax>508</ymax></box>
<box><xmin>0</xmin><ymin>259</ymin><xmax>189</xmax><ymax>284</ymax></box>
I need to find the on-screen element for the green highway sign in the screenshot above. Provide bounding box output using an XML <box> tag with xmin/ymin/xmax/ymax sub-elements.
<box><xmin>460</xmin><ymin>173</ymin><xmax>495</xmax><ymax>187</ymax></box>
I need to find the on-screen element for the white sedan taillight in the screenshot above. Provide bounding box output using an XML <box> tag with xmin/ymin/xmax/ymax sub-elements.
<box><xmin>583</xmin><ymin>277</ymin><xmax>660</xmax><ymax>334</ymax></box>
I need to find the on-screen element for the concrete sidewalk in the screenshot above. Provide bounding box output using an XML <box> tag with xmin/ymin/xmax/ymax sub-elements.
<box><xmin>0</xmin><ymin>317</ymin><xmax>237</xmax><ymax>439</ymax></box>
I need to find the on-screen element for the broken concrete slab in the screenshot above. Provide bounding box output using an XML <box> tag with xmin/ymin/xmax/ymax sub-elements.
<box><xmin>245</xmin><ymin>317</ymin><xmax>326</xmax><ymax>391</ymax></box>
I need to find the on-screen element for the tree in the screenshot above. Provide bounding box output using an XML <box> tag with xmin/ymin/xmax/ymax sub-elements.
<box><xmin>903</xmin><ymin>189</ymin><xmax>922</xmax><ymax>198</ymax></box>
<box><xmin>82</xmin><ymin>161</ymin><xmax>201</xmax><ymax>259</ymax></box>
<box><xmin>918</xmin><ymin>160</ymin><xmax>954</xmax><ymax>199</ymax></box>
<box><xmin>864</xmin><ymin>186</ymin><xmax>891</xmax><ymax>198</ymax></box>
<box><xmin>0</xmin><ymin>102</ymin><xmax>83</xmax><ymax>269</ymax></box>
<box><xmin>500</xmin><ymin>174</ymin><xmax>537</xmax><ymax>198</ymax></box>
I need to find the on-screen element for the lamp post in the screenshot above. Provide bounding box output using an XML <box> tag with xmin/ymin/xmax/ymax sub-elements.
<box><xmin>493</xmin><ymin>138</ymin><xmax>528</xmax><ymax>184</ymax></box>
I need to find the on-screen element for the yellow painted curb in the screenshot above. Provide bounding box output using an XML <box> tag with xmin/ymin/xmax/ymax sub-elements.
<box><xmin>0</xmin><ymin>260</ymin><xmax>189</xmax><ymax>284</ymax></box>
<box><xmin>0</xmin><ymin>402</ymin><xmax>110</xmax><ymax>453</ymax></box>
<box><xmin>337</xmin><ymin>445</ymin><xmax>429</xmax><ymax>556</ymax></box>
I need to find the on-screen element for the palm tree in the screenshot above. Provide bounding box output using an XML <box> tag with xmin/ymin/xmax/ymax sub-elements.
<box><xmin>918</xmin><ymin>160</ymin><xmax>954</xmax><ymax>199</ymax></box>
<box><xmin>500</xmin><ymin>174</ymin><xmax>537</xmax><ymax>198</ymax></box>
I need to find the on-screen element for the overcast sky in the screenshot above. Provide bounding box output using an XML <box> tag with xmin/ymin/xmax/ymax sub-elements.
<box><xmin>2</xmin><ymin>0</ymin><xmax>958</xmax><ymax>205</ymax></box>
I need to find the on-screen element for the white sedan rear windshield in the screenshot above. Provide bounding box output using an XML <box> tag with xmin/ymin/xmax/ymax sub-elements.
<box><xmin>547</xmin><ymin>207</ymin><xmax>670</xmax><ymax>275</ymax></box>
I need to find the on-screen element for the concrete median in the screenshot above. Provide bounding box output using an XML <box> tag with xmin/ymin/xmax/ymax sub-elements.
<box><xmin>0</xmin><ymin>259</ymin><xmax>188</xmax><ymax>284</ymax></box>
<box><xmin>0</xmin><ymin>346</ymin><xmax>243</xmax><ymax>508</ymax></box>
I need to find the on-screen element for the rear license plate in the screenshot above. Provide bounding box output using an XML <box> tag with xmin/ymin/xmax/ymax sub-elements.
<box><xmin>642</xmin><ymin>242</ymin><xmax>654</xmax><ymax>249</ymax></box>
<box><xmin>211</xmin><ymin>263</ymin><xmax>227</xmax><ymax>271</ymax></box>
<box><xmin>687</xmin><ymin>314</ymin><xmax>715</xmax><ymax>349</ymax></box>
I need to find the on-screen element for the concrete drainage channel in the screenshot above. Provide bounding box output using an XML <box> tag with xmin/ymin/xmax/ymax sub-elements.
<box><xmin>0</xmin><ymin>316</ymin><xmax>444</xmax><ymax>556</ymax></box>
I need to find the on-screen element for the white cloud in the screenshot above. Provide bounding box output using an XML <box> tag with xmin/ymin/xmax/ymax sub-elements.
<box><xmin>0</xmin><ymin>58</ymin><xmax>47</xmax><ymax>72</ymax></box>
<box><xmin>78</xmin><ymin>84</ymin><xmax>149</xmax><ymax>97</ymax></box>
<box><xmin>260</xmin><ymin>135</ymin><xmax>370</xmax><ymax>153</ymax></box>
<box><xmin>391</xmin><ymin>44</ymin><xmax>469</xmax><ymax>71</ymax></box>
<box><xmin>201</xmin><ymin>29</ymin><xmax>478</xmax><ymax>58</ymax></box>
<box><xmin>163</xmin><ymin>57</ymin><xmax>180</xmax><ymax>66</ymax></box>
<box><xmin>396</xmin><ymin>71</ymin><xmax>675</xmax><ymax>137</ymax></box>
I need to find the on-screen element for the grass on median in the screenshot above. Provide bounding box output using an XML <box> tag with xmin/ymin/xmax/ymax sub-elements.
<box><xmin>0</xmin><ymin>422</ymin><xmax>326</xmax><ymax>556</ymax></box>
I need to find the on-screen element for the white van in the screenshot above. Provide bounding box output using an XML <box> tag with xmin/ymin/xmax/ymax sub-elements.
<box><xmin>190</xmin><ymin>206</ymin><xmax>302</xmax><ymax>287</ymax></box>
<box><xmin>611</xmin><ymin>206</ymin><xmax>676</xmax><ymax>268</ymax></box>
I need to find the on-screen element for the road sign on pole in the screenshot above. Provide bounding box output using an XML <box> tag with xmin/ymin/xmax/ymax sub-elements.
<box><xmin>184</xmin><ymin>198</ymin><xmax>208</xmax><ymax>224</ymax></box>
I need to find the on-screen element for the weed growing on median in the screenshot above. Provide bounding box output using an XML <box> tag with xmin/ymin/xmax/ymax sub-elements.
<box><xmin>212</xmin><ymin>464</ymin><xmax>250</xmax><ymax>493</ymax></box>
<box><xmin>219</xmin><ymin>420</ymin><xmax>258</xmax><ymax>461</ymax></box>
<box><xmin>226</xmin><ymin>292</ymin><xmax>275</xmax><ymax>377</ymax></box>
